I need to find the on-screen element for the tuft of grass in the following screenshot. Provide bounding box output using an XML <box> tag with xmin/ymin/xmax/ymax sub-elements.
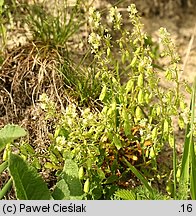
<box><xmin>25</xmin><ymin>0</ymin><xmax>84</xmax><ymax>52</ymax></box>
<box><xmin>177</xmin><ymin>76</ymin><xmax>196</xmax><ymax>199</ymax></box>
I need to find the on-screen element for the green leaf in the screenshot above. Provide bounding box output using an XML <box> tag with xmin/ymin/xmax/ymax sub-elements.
<box><xmin>122</xmin><ymin>157</ymin><xmax>153</xmax><ymax>194</ymax></box>
<box><xmin>8</xmin><ymin>153</ymin><xmax>52</xmax><ymax>200</ymax></box>
<box><xmin>179</xmin><ymin>77</ymin><xmax>196</xmax><ymax>199</ymax></box>
<box><xmin>115</xmin><ymin>189</ymin><xmax>136</xmax><ymax>200</ymax></box>
<box><xmin>103</xmin><ymin>175</ymin><xmax>118</xmax><ymax>184</ymax></box>
<box><xmin>0</xmin><ymin>178</ymin><xmax>13</xmax><ymax>200</ymax></box>
<box><xmin>99</xmin><ymin>84</ymin><xmax>107</xmax><ymax>101</ymax></box>
<box><xmin>0</xmin><ymin>125</ymin><xmax>27</xmax><ymax>152</ymax></box>
<box><xmin>60</xmin><ymin>159</ymin><xmax>83</xmax><ymax>199</ymax></box>
<box><xmin>190</xmin><ymin>149</ymin><xmax>196</xmax><ymax>200</ymax></box>
<box><xmin>52</xmin><ymin>179</ymin><xmax>70</xmax><ymax>200</ymax></box>
<box><xmin>113</xmin><ymin>134</ymin><xmax>122</xmax><ymax>150</ymax></box>
<box><xmin>0</xmin><ymin>161</ymin><xmax>8</xmax><ymax>174</ymax></box>
<box><xmin>190</xmin><ymin>77</ymin><xmax>196</xmax><ymax>199</ymax></box>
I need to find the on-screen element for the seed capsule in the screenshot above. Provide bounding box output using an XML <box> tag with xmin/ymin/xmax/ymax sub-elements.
<box><xmin>99</xmin><ymin>85</ymin><xmax>107</xmax><ymax>101</ymax></box>
<box><xmin>121</xmin><ymin>52</ymin><xmax>126</xmax><ymax>64</ymax></box>
<box><xmin>178</xmin><ymin>116</ymin><xmax>185</xmax><ymax>129</ymax></box>
<box><xmin>138</xmin><ymin>89</ymin><xmax>144</xmax><ymax>104</ymax></box>
<box><xmin>78</xmin><ymin>167</ymin><xmax>84</xmax><ymax>180</ymax></box>
<box><xmin>151</xmin><ymin>127</ymin><xmax>158</xmax><ymax>140</ymax></box>
<box><xmin>180</xmin><ymin>101</ymin><xmax>186</xmax><ymax>111</ymax></box>
<box><xmin>107</xmin><ymin>47</ymin><xmax>111</xmax><ymax>57</ymax></box>
<box><xmin>166</xmin><ymin>180</ymin><xmax>174</xmax><ymax>195</ymax></box>
<box><xmin>84</xmin><ymin>178</ymin><xmax>90</xmax><ymax>193</ymax></box>
<box><xmin>163</xmin><ymin>119</ymin><xmax>169</xmax><ymax>136</ymax></box>
<box><xmin>130</xmin><ymin>56</ymin><xmax>137</xmax><ymax>67</ymax></box>
<box><xmin>168</xmin><ymin>133</ymin><xmax>174</xmax><ymax>148</ymax></box>
<box><xmin>135</xmin><ymin>106</ymin><xmax>144</xmax><ymax>120</ymax></box>
<box><xmin>125</xmin><ymin>79</ymin><xmax>134</xmax><ymax>94</ymax></box>
<box><xmin>156</xmin><ymin>106</ymin><xmax>161</xmax><ymax>116</ymax></box>
<box><xmin>137</xmin><ymin>73</ymin><xmax>144</xmax><ymax>87</ymax></box>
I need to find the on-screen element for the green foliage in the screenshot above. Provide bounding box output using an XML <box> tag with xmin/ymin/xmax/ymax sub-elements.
<box><xmin>8</xmin><ymin>153</ymin><xmax>52</xmax><ymax>200</ymax></box>
<box><xmin>115</xmin><ymin>186</ymin><xmax>169</xmax><ymax>200</ymax></box>
<box><xmin>1</xmin><ymin>3</ymin><xmax>195</xmax><ymax>200</ymax></box>
<box><xmin>53</xmin><ymin>159</ymin><xmax>83</xmax><ymax>200</ymax></box>
<box><xmin>37</xmin><ymin>4</ymin><xmax>192</xmax><ymax>200</ymax></box>
<box><xmin>0</xmin><ymin>124</ymin><xmax>27</xmax><ymax>199</ymax></box>
<box><xmin>0</xmin><ymin>0</ymin><xmax>6</xmax><ymax>52</ymax></box>
<box><xmin>174</xmin><ymin>77</ymin><xmax>196</xmax><ymax>200</ymax></box>
<box><xmin>134</xmin><ymin>185</ymin><xmax>169</xmax><ymax>200</ymax></box>
<box><xmin>115</xmin><ymin>189</ymin><xmax>136</xmax><ymax>200</ymax></box>
<box><xmin>25</xmin><ymin>0</ymin><xmax>84</xmax><ymax>50</ymax></box>
<box><xmin>61</xmin><ymin>61</ymin><xmax>104</xmax><ymax>105</ymax></box>
<box><xmin>1</xmin><ymin>142</ymin><xmax>84</xmax><ymax>200</ymax></box>
<box><xmin>0</xmin><ymin>179</ymin><xmax>12</xmax><ymax>200</ymax></box>
<box><xmin>0</xmin><ymin>124</ymin><xmax>27</xmax><ymax>152</ymax></box>
<box><xmin>122</xmin><ymin>157</ymin><xmax>153</xmax><ymax>194</ymax></box>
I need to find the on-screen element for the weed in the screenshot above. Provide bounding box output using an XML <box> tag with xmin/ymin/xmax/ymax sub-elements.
<box><xmin>37</xmin><ymin>4</ymin><xmax>192</xmax><ymax>199</ymax></box>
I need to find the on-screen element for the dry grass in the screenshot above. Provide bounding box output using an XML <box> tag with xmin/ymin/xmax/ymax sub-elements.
<box><xmin>0</xmin><ymin>41</ymin><xmax>71</xmax><ymax>151</ymax></box>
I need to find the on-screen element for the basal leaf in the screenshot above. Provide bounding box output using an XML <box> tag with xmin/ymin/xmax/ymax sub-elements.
<box><xmin>8</xmin><ymin>153</ymin><xmax>52</xmax><ymax>200</ymax></box>
<box><xmin>0</xmin><ymin>125</ymin><xmax>27</xmax><ymax>152</ymax></box>
<box><xmin>52</xmin><ymin>179</ymin><xmax>70</xmax><ymax>200</ymax></box>
<box><xmin>60</xmin><ymin>159</ymin><xmax>83</xmax><ymax>199</ymax></box>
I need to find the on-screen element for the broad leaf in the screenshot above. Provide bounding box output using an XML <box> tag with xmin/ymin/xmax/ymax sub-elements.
<box><xmin>52</xmin><ymin>179</ymin><xmax>70</xmax><ymax>200</ymax></box>
<box><xmin>8</xmin><ymin>153</ymin><xmax>52</xmax><ymax>200</ymax></box>
<box><xmin>60</xmin><ymin>159</ymin><xmax>83</xmax><ymax>199</ymax></box>
<box><xmin>0</xmin><ymin>125</ymin><xmax>27</xmax><ymax>152</ymax></box>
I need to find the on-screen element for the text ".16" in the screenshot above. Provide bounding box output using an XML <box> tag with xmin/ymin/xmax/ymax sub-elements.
<box><xmin>180</xmin><ymin>204</ymin><xmax>192</xmax><ymax>213</ymax></box>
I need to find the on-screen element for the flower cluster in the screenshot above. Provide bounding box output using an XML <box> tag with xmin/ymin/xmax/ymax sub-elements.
<box><xmin>88</xmin><ymin>7</ymin><xmax>101</xmax><ymax>30</ymax></box>
<box><xmin>88</xmin><ymin>32</ymin><xmax>101</xmax><ymax>53</ymax></box>
<box><xmin>108</xmin><ymin>6</ymin><xmax>122</xmax><ymax>30</ymax></box>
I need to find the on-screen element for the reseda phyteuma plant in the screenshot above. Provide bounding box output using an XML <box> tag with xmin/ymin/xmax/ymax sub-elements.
<box><xmin>39</xmin><ymin>4</ymin><xmax>190</xmax><ymax>199</ymax></box>
<box><xmin>87</xmin><ymin>4</ymin><xmax>189</xmax><ymax>153</ymax></box>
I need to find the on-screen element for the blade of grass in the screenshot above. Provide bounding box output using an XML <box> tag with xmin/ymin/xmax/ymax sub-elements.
<box><xmin>0</xmin><ymin>161</ymin><xmax>8</xmax><ymax>174</ymax></box>
<box><xmin>190</xmin><ymin>148</ymin><xmax>196</xmax><ymax>199</ymax></box>
<box><xmin>190</xmin><ymin>76</ymin><xmax>196</xmax><ymax>199</ymax></box>
<box><xmin>172</xmin><ymin>133</ymin><xmax>177</xmax><ymax>199</ymax></box>
<box><xmin>122</xmin><ymin>157</ymin><xmax>153</xmax><ymax>194</ymax></box>
<box><xmin>0</xmin><ymin>178</ymin><xmax>13</xmax><ymax>200</ymax></box>
<box><xmin>179</xmin><ymin>76</ymin><xmax>196</xmax><ymax>199</ymax></box>
<box><xmin>179</xmin><ymin>110</ymin><xmax>192</xmax><ymax>199</ymax></box>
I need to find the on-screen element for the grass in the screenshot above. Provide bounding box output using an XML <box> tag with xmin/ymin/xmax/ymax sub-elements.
<box><xmin>0</xmin><ymin>1</ymin><xmax>196</xmax><ymax>200</ymax></box>
<box><xmin>178</xmin><ymin>76</ymin><xmax>196</xmax><ymax>199</ymax></box>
